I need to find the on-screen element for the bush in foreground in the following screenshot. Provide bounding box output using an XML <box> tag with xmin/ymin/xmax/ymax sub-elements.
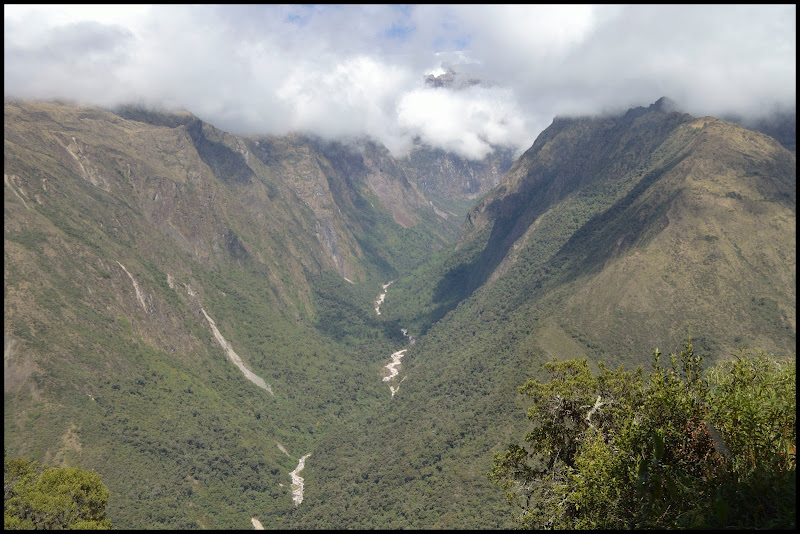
<box><xmin>489</xmin><ymin>340</ymin><xmax>796</xmax><ymax>529</ymax></box>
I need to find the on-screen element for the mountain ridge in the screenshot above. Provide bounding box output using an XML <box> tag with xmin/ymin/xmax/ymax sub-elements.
<box><xmin>4</xmin><ymin>98</ymin><xmax>465</xmax><ymax>528</ymax></box>
<box><xmin>305</xmin><ymin>100</ymin><xmax>795</xmax><ymax>528</ymax></box>
<box><xmin>4</xmin><ymin>97</ymin><xmax>796</xmax><ymax>529</ymax></box>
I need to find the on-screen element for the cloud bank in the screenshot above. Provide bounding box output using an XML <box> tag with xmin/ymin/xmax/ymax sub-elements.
<box><xmin>4</xmin><ymin>5</ymin><xmax>795</xmax><ymax>160</ymax></box>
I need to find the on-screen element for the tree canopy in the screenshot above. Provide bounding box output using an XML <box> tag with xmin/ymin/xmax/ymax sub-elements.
<box><xmin>4</xmin><ymin>454</ymin><xmax>112</xmax><ymax>530</ymax></box>
<box><xmin>489</xmin><ymin>340</ymin><xmax>796</xmax><ymax>529</ymax></box>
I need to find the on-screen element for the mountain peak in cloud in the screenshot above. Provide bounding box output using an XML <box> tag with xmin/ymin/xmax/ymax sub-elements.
<box><xmin>650</xmin><ymin>96</ymin><xmax>678</xmax><ymax>113</ymax></box>
<box><xmin>618</xmin><ymin>96</ymin><xmax>682</xmax><ymax>121</ymax></box>
<box><xmin>424</xmin><ymin>65</ymin><xmax>485</xmax><ymax>90</ymax></box>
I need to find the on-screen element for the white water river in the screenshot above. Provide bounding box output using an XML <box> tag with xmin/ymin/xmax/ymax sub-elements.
<box><xmin>375</xmin><ymin>282</ymin><xmax>416</xmax><ymax>397</ymax></box>
<box><xmin>251</xmin><ymin>451</ymin><xmax>310</xmax><ymax>528</ymax></box>
<box><xmin>374</xmin><ymin>281</ymin><xmax>394</xmax><ymax>315</ymax></box>
<box><xmin>290</xmin><ymin>454</ymin><xmax>312</xmax><ymax>506</ymax></box>
<box><xmin>383</xmin><ymin>349</ymin><xmax>408</xmax><ymax>397</ymax></box>
<box><xmin>253</xmin><ymin>281</ymin><xmax>409</xmax><ymax>527</ymax></box>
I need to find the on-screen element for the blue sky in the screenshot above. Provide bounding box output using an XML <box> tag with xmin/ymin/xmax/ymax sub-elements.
<box><xmin>4</xmin><ymin>4</ymin><xmax>796</xmax><ymax>159</ymax></box>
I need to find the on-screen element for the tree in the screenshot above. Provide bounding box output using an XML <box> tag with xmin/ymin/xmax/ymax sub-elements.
<box><xmin>4</xmin><ymin>454</ymin><xmax>112</xmax><ymax>530</ymax></box>
<box><xmin>489</xmin><ymin>339</ymin><xmax>796</xmax><ymax>529</ymax></box>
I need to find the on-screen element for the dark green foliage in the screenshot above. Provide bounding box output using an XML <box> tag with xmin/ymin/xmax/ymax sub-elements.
<box><xmin>489</xmin><ymin>340</ymin><xmax>796</xmax><ymax>529</ymax></box>
<box><xmin>223</xmin><ymin>229</ymin><xmax>250</xmax><ymax>260</ymax></box>
<box><xmin>4</xmin><ymin>454</ymin><xmax>112</xmax><ymax>529</ymax></box>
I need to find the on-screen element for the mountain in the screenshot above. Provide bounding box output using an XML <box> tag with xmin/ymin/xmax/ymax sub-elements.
<box><xmin>285</xmin><ymin>99</ymin><xmax>796</xmax><ymax>528</ymax></box>
<box><xmin>3</xmin><ymin>99</ymin><xmax>458</xmax><ymax>528</ymax></box>
<box><xmin>4</xmin><ymin>98</ymin><xmax>796</xmax><ymax>529</ymax></box>
<box><xmin>408</xmin><ymin>65</ymin><xmax>519</xmax><ymax>218</ymax></box>
<box><xmin>724</xmin><ymin>106</ymin><xmax>796</xmax><ymax>154</ymax></box>
<box><xmin>453</xmin><ymin>98</ymin><xmax>795</xmax><ymax>360</ymax></box>
<box><xmin>389</xmin><ymin>97</ymin><xmax>795</xmax><ymax>359</ymax></box>
<box><xmin>424</xmin><ymin>65</ymin><xmax>483</xmax><ymax>90</ymax></box>
<box><xmin>398</xmin><ymin>144</ymin><xmax>516</xmax><ymax>217</ymax></box>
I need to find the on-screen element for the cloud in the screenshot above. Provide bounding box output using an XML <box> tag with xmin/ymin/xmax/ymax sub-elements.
<box><xmin>4</xmin><ymin>19</ymin><xmax>134</xmax><ymax>104</ymax></box>
<box><xmin>398</xmin><ymin>86</ymin><xmax>532</xmax><ymax>159</ymax></box>
<box><xmin>472</xmin><ymin>5</ymin><xmax>796</xmax><ymax>120</ymax></box>
<box><xmin>277</xmin><ymin>56</ymin><xmax>415</xmax><ymax>140</ymax></box>
<box><xmin>4</xmin><ymin>5</ymin><xmax>795</xmax><ymax>160</ymax></box>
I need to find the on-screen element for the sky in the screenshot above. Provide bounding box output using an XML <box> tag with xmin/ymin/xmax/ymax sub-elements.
<box><xmin>4</xmin><ymin>4</ymin><xmax>796</xmax><ymax>160</ymax></box>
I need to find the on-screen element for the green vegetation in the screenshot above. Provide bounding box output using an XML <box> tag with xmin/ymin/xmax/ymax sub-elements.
<box><xmin>4</xmin><ymin>100</ymin><xmax>795</xmax><ymax>530</ymax></box>
<box><xmin>286</xmin><ymin>104</ymin><xmax>795</xmax><ymax>529</ymax></box>
<box><xmin>3</xmin><ymin>100</ymin><xmax>461</xmax><ymax>529</ymax></box>
<box><xmin>489</xmin><ymin>340</ymin><xmax>796</xmax><ymax>529</ymax></box>
<box><xmin>4</xmin><ymin>454</ymin><xmax>112</xmax><ymax>529</ymax></box>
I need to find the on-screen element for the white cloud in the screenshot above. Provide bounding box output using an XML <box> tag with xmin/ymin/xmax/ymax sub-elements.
<box><xmin>3</xmin><ymin>5</ymin><xmax>795</xmax><ymax>160</ymax></box>
<box><xmin>398</xmin><ymin>86</ymin><xmax>532</xmax><ymax>159</ymax></box>
<box><xmin>277</xmin><ymin>56</ymin><xmax>415</xmax><ymax>140</ymax></box>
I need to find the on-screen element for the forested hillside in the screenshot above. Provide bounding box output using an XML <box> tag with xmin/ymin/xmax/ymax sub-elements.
<box><xmin>285</xmin><ymin>100</ymin><xmax>795</xmax><ymax>528</ymax></box>
<box><xmin>4</xmin><ymin>99</ymin><xmax>458</xmax><ymax>528</ymax></box>
<box><xmin>4</xmin><ymin>98</ymin><xmax>795</xmax><ymax>529</ymax></box>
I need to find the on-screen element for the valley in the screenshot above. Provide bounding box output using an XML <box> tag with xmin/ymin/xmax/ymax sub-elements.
<box><xmin>4</xmin><ymin>98</ymin><xmax>795</xmax><ymax>529</ymax></box>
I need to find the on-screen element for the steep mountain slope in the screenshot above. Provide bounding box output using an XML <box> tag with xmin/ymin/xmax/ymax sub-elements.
<box><xmin>455</xmin><ymin>99</ymin><xmax>795</xmax><ymax>360</ymax></box>
<box><xmin>3</xmin><ymin>99</ymin><xmax>457</xmax><ymax>528</ymax></box>
<box><xmin>285</xmin><ymin>100</ymin><xmax>796</xmax><ymax>528</ymax></box>
<box><xmin>5</xmin><ymin>97</ymin><xmax>795</xmax><ymax>530</ymax></box>
<box><xmin>389</xmin><ymin>98</ymin><xmax>795</xmax><ymax>359</ymax></box>
<box><xmin>399</xmin><ymin>144</ymin><xmax>516</xmax><ymax>218</ymax></box>
<box><xmin>725</xmin><ymin>107</ymin><xmax>796</xmax><ymax>154</ymax></box>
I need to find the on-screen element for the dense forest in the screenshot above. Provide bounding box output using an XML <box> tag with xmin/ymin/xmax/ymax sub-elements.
<box><xmin>6</xmin><ymin>341</ymin><xmax>795</xmax><ymax>529</ymax></box>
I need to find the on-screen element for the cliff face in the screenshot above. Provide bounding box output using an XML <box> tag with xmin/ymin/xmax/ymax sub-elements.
<box><xmin>399</xmin><ymin>144</ymin><xmax>516</xmax><ymax>210</ymax></box>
